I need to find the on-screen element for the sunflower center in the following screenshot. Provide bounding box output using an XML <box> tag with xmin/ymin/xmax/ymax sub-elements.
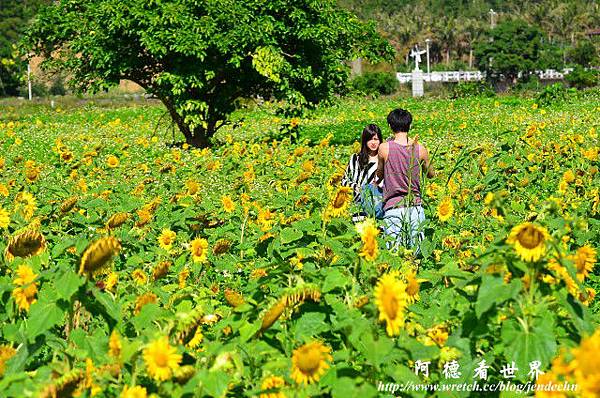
<box><xmin>516</xmin><ymin>225</ymin><xmax>543</xmax><ymax>249</ymax></box>
<box><xmin>297</xmin><ymin>347</ymin><xmax>321</xmax><ymax>374</ymax></box>
<box><xmin>153</xmin><ymin>351</ymin><xmax>169</xmax><ymax>367</ymax></box>
<box><xmin>382</xmin><ymin>290</ymin><xmax>399</xmax><ymax>320</ymax></box>
<box><xmin>406</xmin><ymin>279</ymin><xmax>419</xmax><ymax>296</ymax></box>
<box><xmin>333</xmin><ymin>191</ymin><xmax>348</xmax><ymax>208</ymax></box>
<box><xmin>439</xmin><ymin>203</ymin><xmax>450</xmax><ymax>215</ymax></box>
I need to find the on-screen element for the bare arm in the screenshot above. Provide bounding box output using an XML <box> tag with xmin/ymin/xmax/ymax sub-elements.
<box><xmin>420</xmin><ymin>144</ymin><xmax>435</xmax><ymax>179</ymax></box>
<box><xmin>376</xmin><ymin>142</ymin><xmax>388</xmax><ymax>183</ymax></box>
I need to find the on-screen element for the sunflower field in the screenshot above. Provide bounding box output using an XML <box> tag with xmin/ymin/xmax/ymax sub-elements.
<box><xmin>0</xmin><ymin>93</ymin><xmax>599</xmax><ymax>397</ymax></box>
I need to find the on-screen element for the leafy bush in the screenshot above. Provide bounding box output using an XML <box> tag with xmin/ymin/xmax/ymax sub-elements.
<box><xmin>565</xmin><ymin>66</ymin><xmax>599</xmax><ymax>90</ymax></box>
<box><xmin>451</xmin><ymin>81</ymin><xmax>495</xmax><ymax>98</ymax></box>
<box><xmin>535</xmin><ymin>83</ymin><xmax>577</xmax><ymax>106</ymax></box>
<box><xmin>350</xmin><ymin>72</ymin><xmax>399</xmax><ymax>96</ymax></box>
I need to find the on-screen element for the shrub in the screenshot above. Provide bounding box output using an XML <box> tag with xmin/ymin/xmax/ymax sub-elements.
<box><xmin>451</xmin><ymin>81</ymin><xmax>495</xmax><ymax>98</ymax></box>
<box><xmin>535</xmin><ymin>83</ymin><xmax>576</xmax><ymax>106</ymax></box>
<box><xmin>565</xmin><ymin>66</ymin><xmax>599</xmax><ymax>90</ymax></box>
<box><xmin>350</xmin><ymin>72</ymin><xmax>399</xmax><ymax>96</ymax></box>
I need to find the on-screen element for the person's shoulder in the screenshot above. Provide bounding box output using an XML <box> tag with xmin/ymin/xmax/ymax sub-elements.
<box><xmin>379</xmin><ymin>141</ymin><xmax>389</xmax><ymax>151</ymax></box>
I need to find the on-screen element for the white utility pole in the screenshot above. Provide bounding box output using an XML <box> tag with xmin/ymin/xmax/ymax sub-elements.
<box><xmin>425</xmin><ymin>38</ymin><xmax>431</xmax><ymax>75</ymax></box>
<box><xmin>489</xmin><ymin>9</ymin><xmax>497</xmax><ymax>29</ymax></box>
<box><xmin>27</xmin><ymin>62</ymin><xmax>32</xmax><ymax>101</ymax></box>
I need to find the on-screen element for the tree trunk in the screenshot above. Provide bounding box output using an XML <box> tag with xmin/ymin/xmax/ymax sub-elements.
<box><xmin>445</xmin><ymin>49</ymin><xmax>450</xmax><ymax>65</ymax></box>
<box><xmin>185</xmin><ymin>134</ymin><xmax>210</xmax><ymax>148</ymax></box>
<box><xmin>159</xmin><ymin>96</ymin><xmax>211</xmax><ymax>148</ymax></box>
<box><xmin>469</xmin><ymin>49</ymin><xmax>473</xmax><ymax>68</ymax></box>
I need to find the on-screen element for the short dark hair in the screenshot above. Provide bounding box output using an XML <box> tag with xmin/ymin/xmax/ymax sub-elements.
<box><xmin>387</xmin><ymin>108</ymin><xmax>412</xmax><ymax>133</ymax></box>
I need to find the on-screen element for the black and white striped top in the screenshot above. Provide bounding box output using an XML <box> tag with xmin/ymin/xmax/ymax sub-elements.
<box><xmin>341</xmin><ymin>153</ymin><xmax>379</xmax><ymax>203</ymax></box>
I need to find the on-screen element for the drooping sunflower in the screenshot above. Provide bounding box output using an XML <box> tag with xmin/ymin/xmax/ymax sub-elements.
<box><xmin>221</xmin><ymin>196</ymin><xmax>235</xmax><ymax>213</ymax></box>
<box><xmin>259</xmin><ymin>375</ymin><xmax>286</xmax><ymax>398</ymax></box>
<box><xmin>152</xmin><ymin>261</ymin><xmax>171</xmax><ymax>281</ymax></box>
<box><xmin>290</xmin><ymin>341</ymin><xmax>332</xmax><ymax>385</ymax></box>
<box><xmin>178</xmin><ymin>267</ymin><xmax>190</xmax><ymax>289</ymax></box>
<box><xmin>107</xmin><ymin>212</ymin><xmax>130</xmax><ymax>229</ymax></box>
<box><xmin>506</xmin><ymin>222</ymin><xmax>550</xmax><ymax>262</ymax></box>
<box><xmin>120</xmin><ymin>385</ymin><xmax>147</xmax><ymax>398</ymax></box>
<box><xmin>132</xmin><ymin>269</ymin><xmax>148</xmax><ymax>285</ymax></box>
<box><xmin>5</xmin><ymin>230</ymin><xmax>46</xmax><ymax>261</ymax></box>
<box><xmin>436</xmin><ymin>197</ymin><xmax>454</xmax><ymax>222</ymax></box>
<box><xmin>325</xmin><ymin>186</ymin><xmax>352</xmax><ymax>219</ymax></box>
<box><xmin>212</xmin><ymin>239</ymin><xmax>231</xmax><ymax>255</ymax></box>
<box><xmin>190</xmin><ymin>238</ymin><xmax>209</xmax><ymax>263</ymax></box>
<box><xmin>13</xmin><ymin>191</ymin><xmax>37</xmax><ymax>220</ymax></box>
<box><xmin>79</xmin><ymin>237</ymin><xmax>121</xmax><ymax>277</ymax></box>
<box><xmin>158</xmin><ymin>229</ymin><xmax>176</xmax><ymax>251</ymax></box>
<box><xmin>404</xmin><ymin>269</ymin><xmax>423</xmax><ymax>304</ymax></box>
<box><xmin>571</xmin><ymin>245</ymin><xmax>596</xmax><ymax>281</ymax></box>
<box><xmin>60</xmin><ymin>196</ymin><xmax>78</xmax><ymax>213</ymax></box>
<box><xmin>374</xmin><ymin>272</ymin><xmax>409</xmax><ymax>336</ymax></box>
<box><xmin>143</xmin><ymin>337</ymin><xmax>182</xmax><ymax>382</ymax></box>
<box><xmin>134</xmin><ymin>292</ymin><xmax>158</xmax><ymax>315</ymax></box>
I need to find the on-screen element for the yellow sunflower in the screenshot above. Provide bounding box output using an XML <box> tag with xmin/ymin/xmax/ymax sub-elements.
<box><xmin>12</xmin><ymin>264</ymin><xmax>38</xmax><ymax>312</ymax></box>
<box><xmin>190</xmin><ymin>238</ymin><xmax>209</xmax><ymax>263</ymax></box>
<box><xmin>107</xmin><ymin>212</ymin><xmax>130</xmax><ymax>229</ymax></box>
<box><xmin>374</xmin><ymin>272</ymin><xmax>409</xmax><ymax>336</ymax></box>
<box><xmin>0</xmin><ymin>207</ymin><xmax>10</xmax><ymax>228</ymax></box>
<box><xmin>134</xmin><ymin>292</ymin><xmax>158</xmax><ymax>315</ymax></box>
<box><xmin>108</xmin><ymin>329</ymin><xmax>122</xmax><ymax>359</ymax></box>
<box><xmin>404</xmin><ymin>269</ymin><xmax>422</xmax><ymax>304</ymax></box>
<box><xmin>506</xmin><ymin>222</ymin><xmax>550</xmax><ymax>262</ymax></box>
<box><xmin>0</xmin><ymin>345</ymin><xmax>17</xmax><ymax>377</ymax></box>
<box><xmin>571</xmin><ymin>329</ymin><xmax>600</xmax><ymax>397</ymax></box>
<box><xmin>436</xmin><ymin>197</ymin><xmax>454</xmax><ymax>222</ymax></box>
<box><xmin>571</xmin><ymin>245</ymin><xmax>596</xmax><ymax>281</ymax></box>
<box><xmin>178</xmin><ymin>267</ymin><xmax>190</xmax><ymax>289</ymax></box>
<box><xmin>356</xmin><ymin>218</ymin><xmax>379</xmax><ymax>262</ymax></box>
<box><xmin>132</xmin><ymin>269</ymin><xmax>148</xmax><ymax>285</ymax></box>
<box><xmin>158</xmin><ymin>229</ymin><xmax>176</xmax><ymax>251</ymax></box>
<box><xmin>105</xmin><ymin>272</ymin><xmax>118</xmax><ymax>291</ymax></box>
<box><xmin>5</xmin><ymin>230</ymin><xmax>46</xmax><ymax>261</ymax></box>
<box><xmin>221</xmin><ymin>196</ymin><xmax>235</xmax><ymax>213</ymax></box>
<box><xmin>14</xmin><ymin>191</ymin><xmax>37</xmax><ymax>220</ymax></box>
<box><xmin>143</xmin><ymin>337</ymin><xmax>182</xmax><ymax>382</ymax></box>
<box><xmin>427</xmin><ymin>324</ymin><xmax>449</xmax><ymax>347</ymax></box>
<box><xmin>120</xmin><ymin>385</ymin><xmax>147</xmax><ymax>398</ymax></box>
<box><xmin>106</xmin><ymin>155</ymin><xmax>119</xmax><ymax>168</ymax></box>
<box><xmin>325</xmin><ymin>186</ymin><xmax>352</xmax><ymax>219</ymax></box>
<box><xmin>260</xmin><ymin>375</ymin><xmax>286</xmax><ymax>398</ymax></box>
<box><xmin>290</xmin><ymin>341</ymin><xmax>332</xmax><ymax>385</ymax></box>
<box><xmin>79</xmin><ymin>237</ymin><xmax>121</xmax><ymax>277</ymax></box>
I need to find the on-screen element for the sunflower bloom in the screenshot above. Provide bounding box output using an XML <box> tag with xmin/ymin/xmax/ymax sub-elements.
<box><xmin>158</xmin><ymin>229</ymin><xmax>176</xmax><ymax>251</ymax></box>
<box><xmin>190</xmin><ymin>238</ymin><xmax>209</xmax><ymax>263</ymax></box>
<box><xmin>0</xmin><ymin>207</ymin><xmax>10</xmax><ymax>228</ymax></box>
<box><xmin>106</xmin><ymin>155</ymin><xmax>119</xmax><ymax>168</ymax></box>
<box><xmin>134</xmin><ymin>292</ymin><xmax>158</xmax><ymax>315</ymax></box>
<box><xmin>79</xmin><ymin>237</ymin><xmax>121</xmax><ymax>277</ymax></box>
<box><xmin>570</xmin><ymin>245</ymin><xmax>596</xmax><ymax>281</ymax></box>
<box><xmin>404</xmin><ymin>269</ymin><xmax>422</xmax><ymax>304</ymax></box>
<box><xmin>143</xmin><ymin>337</ymin><xmax>182</xmax><ymax>382</ymax></box>
<box><xmin>506</xmin><ymin>222</ymin><xmax>550</xmax><ymax>262</ymax></box>
<box><xmin>12</xmin><ymin>265</ymin><xmax>38</xmax><ymax>312</ymax></box>
<box><xmin>260</xmin><ymin>375</ymin><xmax>286</xmax><ymax>398</ymax></box>
<box><xmin>221</xmin><ymin>196</ymin><xmax>235</xmax><ymax>213</ymax></box>
<box><xmin>121</xmin><ymin>385</ymin><xmax>147</xmax><ymax>398</ymax></box>
<box><xmin>356</xmin><ymin>218</ymin><xmax>379</xmax><ymax>261</ymax></box>
<box><xmin>14</xmin><ymin>191</ymin><xmax>37</xmax><ymax>220</ymax></box>
<box><xmin>325</xmin><ymin>186</ymin><xmax>352</xmax><ymax>219</ymax></box>
<box><xmin>132</xmin><ymin>269</ymin><xmax>148</xmax><ymax>285</ymax></box>
<box><xmin>570</xmin><ymin>329</ymin><xmax>600</xmax><ymax>396</ymax></box>
<box><xmin>437</xmin><ymin>197</ymin><xmax>454</xmax><ymax>222</ymax></box>
<box><xmin>0</xmin><ymin>345</ymin><xmax>17</xmax><ymax>377</ymax></box>
<box><xmin>290</xmin><ymin>341</ymin><xmax>332</xmax><ymax>385</ymax></box>
<box><xmin>108</xmin><ymin>330</ymin><xmax>122</xmax><ymax>359</ymax></box>
<box><xmin>374</xmin><ymin>272</ymin><xmax>409</xmax><ymax>336</ymax></box>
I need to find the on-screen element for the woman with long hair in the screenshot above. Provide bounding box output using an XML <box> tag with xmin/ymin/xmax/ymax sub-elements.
<box><xmin>341</xmin><ymin>124</ymin><xmax>384</xmax><ymax>219</ymax></box>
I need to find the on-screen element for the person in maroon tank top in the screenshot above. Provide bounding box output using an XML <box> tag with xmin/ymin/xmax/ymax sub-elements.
<box><xmin>375</xmin><ymin>109</ymin><xmax>435</xmax><ymax>254</ymax></box>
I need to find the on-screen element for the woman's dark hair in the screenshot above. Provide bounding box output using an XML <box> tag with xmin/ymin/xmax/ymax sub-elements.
<box><xmin>358</xmin><ymin>124</ymin><xmax>383</xmax><ymax>168</ymax></box>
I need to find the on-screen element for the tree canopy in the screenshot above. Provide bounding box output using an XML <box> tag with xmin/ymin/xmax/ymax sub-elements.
<box><xmin>23</xmin><ymin>0</ymin><xmax>393</xmax><ymax>147</ymax></box>
<box><xmin>474</xmin><ymin>20</ymin><xmax>544</xmax><ymax>83</ymax></box>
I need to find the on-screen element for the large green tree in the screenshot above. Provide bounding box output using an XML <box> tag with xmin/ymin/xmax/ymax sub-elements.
<box><xmin>23</xmin><ymin>0</ymin><xmax>393</xmax><ymax>147</ymax></box>
<box><xmin>474</xmin><ymin>20</ymin><xmax>544</xmax><ymax>83</ymax></box>
<box><xmin>0</xmin><ymin>0</ymin><xmax>49</xmax><ymax>96</ymax></box>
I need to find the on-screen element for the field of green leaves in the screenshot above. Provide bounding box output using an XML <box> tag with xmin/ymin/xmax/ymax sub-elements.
<box><xmin>0</xmin><ymin>93</ymin><xmax>599</xmax><ymax>397</ymax></box>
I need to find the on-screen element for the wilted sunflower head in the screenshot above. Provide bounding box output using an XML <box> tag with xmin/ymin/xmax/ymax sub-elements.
<box><xmin>107</xmin><ymin>212</ymin><xmax>130</xmax><ymax>229</ymax></box>
<box><xmin>79</xmin><ymin>237</ymin><xmax>121</xmax><ymax>277</ymax></box>
<box><xmin>5</xmin><ymin>230</ymin><xmax>46</xmax><ymax>261</ymax></box>
<box><xmin>60</xmin><ymin>196</ymin><xmax>78</xmax><ymax>213</ymax></box>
